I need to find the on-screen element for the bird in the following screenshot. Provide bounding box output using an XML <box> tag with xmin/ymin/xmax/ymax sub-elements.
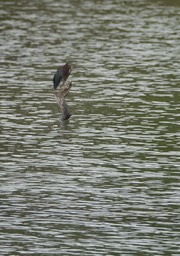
<box><xmin>53</xmin><ymin>63</ymin><xmax>71</xmax><ymax>89</ymax></box>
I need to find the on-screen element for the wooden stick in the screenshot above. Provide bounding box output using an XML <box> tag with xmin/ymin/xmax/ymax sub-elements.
<box><xmin>55</xmin><ymin>80</ymin><xmax>72</xmax><ymax>120</ymax></box>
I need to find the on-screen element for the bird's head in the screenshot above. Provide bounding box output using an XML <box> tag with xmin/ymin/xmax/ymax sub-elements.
<box><xmin>62</xmin><ymin>63</ymin><xmax>71</xmax><ymax>78</ymax></box>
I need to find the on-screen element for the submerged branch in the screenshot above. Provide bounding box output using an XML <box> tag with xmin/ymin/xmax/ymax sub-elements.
<box><xmin>54</xmin><ymin>80</ymin><xmax>72</xmax><ymax>121</ymax></box>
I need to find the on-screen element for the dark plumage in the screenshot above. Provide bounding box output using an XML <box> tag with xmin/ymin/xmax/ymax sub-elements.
<box><xmin>53</xmin><ymin>63</ymin><xmax>71</xmax><ymax>89</ymax></box>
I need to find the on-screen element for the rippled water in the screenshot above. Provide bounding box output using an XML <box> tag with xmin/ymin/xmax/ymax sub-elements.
<box><xmin>0</xmin><ymin>0</ymin><xmax>180</xmax><ymax>255</ymax></box>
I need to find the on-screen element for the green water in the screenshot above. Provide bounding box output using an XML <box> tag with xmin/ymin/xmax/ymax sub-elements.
<box><xmin>0</xmin><ymin>0</ymin><xmax>180</xmax><ymax>255</ymax></box>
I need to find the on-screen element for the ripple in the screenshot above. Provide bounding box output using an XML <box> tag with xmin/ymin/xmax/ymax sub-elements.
<box><xmin>0</xmin><ymin>0</ymin><xmax>180</xmax><ymax>255</ymax></box>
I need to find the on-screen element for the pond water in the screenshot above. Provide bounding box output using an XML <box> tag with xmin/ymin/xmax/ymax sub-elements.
<box><xmin>0</xmin><ymin>0</ymin><xmax>180</xmax><ymax>255</ymax></box>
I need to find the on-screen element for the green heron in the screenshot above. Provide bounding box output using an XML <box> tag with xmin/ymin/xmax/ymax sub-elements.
<box><xmin>53</xmin><ymin>63</ymin><xmax>71</xmax><ymax>89</ymax></box>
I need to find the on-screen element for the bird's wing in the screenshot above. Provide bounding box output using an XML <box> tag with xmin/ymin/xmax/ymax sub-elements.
<box><xmin>53</xmin><ymin>68</ymin><xmax>62</xmax><ymax>89</ymax></box>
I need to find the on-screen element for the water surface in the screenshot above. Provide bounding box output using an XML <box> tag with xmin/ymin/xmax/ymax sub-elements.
<box><xmin>0</xmin><ymin>0</ymin><xmax>180</xmax><ymax>255</ymax></box>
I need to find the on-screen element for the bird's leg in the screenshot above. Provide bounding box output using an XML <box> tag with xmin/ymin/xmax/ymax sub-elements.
<box><xmin>55</xmin><ymin>80</ymin><xmax>72</xmax><ymax>120</ymax></box>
